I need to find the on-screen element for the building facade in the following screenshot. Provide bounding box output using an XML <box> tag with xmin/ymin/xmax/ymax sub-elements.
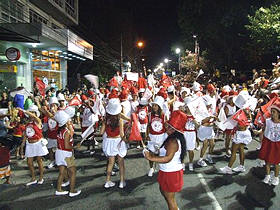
<box><xmin>0</xmin><ymin>0</ymin><xmax>93</xmax><ymax>92</ymax></box>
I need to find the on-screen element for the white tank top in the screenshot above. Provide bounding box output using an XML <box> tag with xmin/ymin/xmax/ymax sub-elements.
<box><xmin>264</xmin><ymin>119</ymin><xmax>280</xmax><ymax>142</ymax></box>
<box><xmin>226</xmin><ymin>104</ymin><xmax>236</xmax><ymax>116</ymax></box>
<box><xmin>121</xmin><ymin>100</ymin><xmax>132</xmax><ymax>123</ymax></box>
<box><xmin>159</xmin><ymin>139</ymin><xmax>183</xmax><ymax>172</ymax></box>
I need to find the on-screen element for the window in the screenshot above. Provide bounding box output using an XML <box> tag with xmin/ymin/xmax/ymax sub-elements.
<box><xmin>29</xmin><ymin>9</ymin><xmax>48</xmax><ymax>25</ymax></box>
<box><xmin>53</xmin><ymin>0</ymin><xmax>63</xmax><ymax>8</ymax></box>
<box><xmin>0</xmin><ymin>0</ymin><xmax>24</xmax><ymax>23</ymax></box>
<box><xmin>1</xmin><ymin>12</ymin><xmax>9</xmax><ymax>22</ymax></box>
<box><xmin>65</xmin><ymin>0</ymin><xmax>76</xmax><ymax>18</ymax></box>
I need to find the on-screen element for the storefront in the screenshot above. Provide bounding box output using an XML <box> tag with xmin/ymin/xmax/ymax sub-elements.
<box><xmin>0</xmin><ymin>26</ymin><xmax>93</xmax><ymax>92</ymax></box>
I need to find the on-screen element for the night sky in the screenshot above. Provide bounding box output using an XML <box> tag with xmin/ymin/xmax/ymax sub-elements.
<box><xmin>78</xmin><ymin>0</ymin><xmax>180</xmax><ymax>69</ymax></box>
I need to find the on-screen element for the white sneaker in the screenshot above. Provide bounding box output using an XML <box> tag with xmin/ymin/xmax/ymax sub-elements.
<box><xmin>37</xmin><ymin>179</ymin><xmax>44</xmax><ymax>185</ymax></box>
<box><xmin>227</xmin><ymin>150</ymin><xmax>232</xmax><ymax>155</ymax></box>
<box><xmin>206</xmin><ymin>155</ymin><xmax>214</xmax><ymax>164</ymax></box>
<box><xmin>148</xmin><ymin>168</ymin><xmax>154</xmax><ymax>177</ymax></box>
<box><xmin>55</xmin><ymin>190</ymin><xmax>69</xmax><ymax>196</ymax></box>
<box><xmin>61</xmin><ymin>181</ymin><xmax>70</xmax><ymax>187</ymax></box>
<box><xmin>263</xmin><ymin>175</ymin><xmax>271</xmax><ymax>184</ymax></box>
<box><xmin>90</xmin><ymin>151</ymin><xmax>95</xmax><ymax>155</ymax></box>
<box><xmin>94</xmin><ymin>139</ymin><xmax>99</xmax><ymax>146</ymax></box>
<box><xmin>48</xmin><ymin>161</ymin><xmax>56</xmax><ymax>169</ymax></box>
<box><xmin>189</xmin><ymin>163</ymin><xmax>194</xmax><ymax>171</ymax></box>
<box><xmin>195</xmin><ymin>145</ymin><xmax>201</xmax><ymax>151</ymax></box>
<box><xmin>104</xmin><ymin>181</ymin><xmax>115</xmax><ymax>188</ymax></box>
<box><xmin>69</xmin><ymin>190</ymin><xmax>81</xmax><ymax>197</ymax></box>
<box><xmin>119</xmin><ymin>181</ymin><xmax>126</xmax><ymax>189</ymax></box>
<box><xmin>182</xmin><ymin>163</ymin><xmax>186</xmax><ymax>171</ymax></box>
<box><xmin>197</xmin><ymin>159</ymin><xmax>207</xmax><ymax>167</ymax></box>
<box><xmin>26</xmin><ymin>180</ymin><xmax>37</xmax><ymax>186</ymax></box>
<box><xmin>271</xmin><ymin>177</ymin><xmax>279</xmax><ymax>186</ymax></box>
<box><xmin>220</xmin><ymin>166</ymin><xmax>233</xmax><ymax>174</ymax></box>
<box><xmin>232</xmin><ymin>165</ymin><xmax>246</xmax><ymax>173</ymax></box>
<box><xmin>137</xmin><ymin>145</ymin><xmax>141</xmax><ymax>149</ymax></box>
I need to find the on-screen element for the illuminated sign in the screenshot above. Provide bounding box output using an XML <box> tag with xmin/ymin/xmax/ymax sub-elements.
<box><xmin>5</xmin><ymin>47</ymin><xmax>21</xmax><ymax>61</ymax></box>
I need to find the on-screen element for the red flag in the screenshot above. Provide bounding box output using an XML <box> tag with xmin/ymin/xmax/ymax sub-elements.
<box><xmin>35</xmin><ymin>77</ymin><xmax>46</xmax><ymax>97</ymax></box>
<box><xmin>108</xmin><ymin>77</ymin><xmax>118</xmax><ymax>87</ymax></box>
<box><xmin>69</xmin><ymin>96</ymin><xmax>82</xmax><ymax>106</ymax></box>
<box><xmin>232</xmin><ymin>109</ymin><xmax>250</xmax><ymax>127</ymax></box>
<box><xmin>129</xmin><ymin>113</ymin><xmax>142</xmax><ymax>141</ymax></box>
<box><xmin>138</xmin><ymin>77</ymin><xmax>147</xmax><ymax>89</ymax></box>
<box><xmin>261</xmin><ymin>97</ymin><xmax>280</xmax><ymax>118</ymax></box>
<box><xmin>160</xmin><ymin>75</ymin><xmax>172</xmax><ymax>88</ymax></box>
<box><xmin>254</xmin><ymin>110</ymin><xmax>265</xmax><ymax>126</ymax></box>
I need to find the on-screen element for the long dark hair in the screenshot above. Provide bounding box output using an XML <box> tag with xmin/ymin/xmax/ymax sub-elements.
<box><xmin>151</xmin><ymin>104</ymin><xmax>162</xmax><ymax>117</ymax></box>
<box><xmin>106</xmin><ymin>113</ymin><xmax>120</xmax><ymax>130</ymax></box>
<box><xmin>163</xmin><ymin>131</ymin><xmax>186</xmax><ymax>163</ymax></box>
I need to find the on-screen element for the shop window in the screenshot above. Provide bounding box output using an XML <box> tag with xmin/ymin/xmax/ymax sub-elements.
<box><xmin>29</xmin><ymin>9</ymin><xmax>48</xmax><ymax>25</ymax></box>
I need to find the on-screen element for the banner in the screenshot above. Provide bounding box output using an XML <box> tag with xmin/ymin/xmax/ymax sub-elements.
<box><xmin>84</xmin><ymin>74</ymin><xmax>99</xmax><ymax>89</ymax></box>
<box><xmin>68</xmin><ymin>96</ymin><xmax>82</xmax><ymax>106</ymax></box>
<box><xmin>35</xmin><ymin>77</ymin><xmax>46</xmax><ymax>97</ymax></box>
<box><xmin>125</xmin><ymin>72</ymin><xmax>139</xmax><ymax>81</ymax></box>
<box><xmin>187</xmin><ymin>97</ymin><xmax>209</xmax><ymax>122</ymax></box>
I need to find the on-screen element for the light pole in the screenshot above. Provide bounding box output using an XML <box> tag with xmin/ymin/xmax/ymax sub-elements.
<box><xmin>136</xmin><ymin>41</ymin><xmax>144</xmax><ymax>73</ymax></box>
<box><xmin>164</xmin><ymin>58</ymin><xmax>169</xmax><ymax>72</ymax></box>
<box><xmin>175</xmin><ymin>48</ymin><xmax>181</xmax><ymax>74</ymax></box>
<box><xmin>193</xmin><ymin>35</ymin><xmax>199</xmax><ymax>65</ymax></box>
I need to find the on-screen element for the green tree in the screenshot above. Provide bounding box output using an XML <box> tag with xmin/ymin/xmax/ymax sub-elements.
<box><xmin>246</xmin><ymin>3</ymin><xmax>280</xmax><ymax>63</ymax></box>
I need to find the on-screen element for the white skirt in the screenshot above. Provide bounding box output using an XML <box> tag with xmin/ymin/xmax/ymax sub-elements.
<box><xmin>47</xmin><ymin>138</ymin><xmax>57</xmax><ymax>149</ymax></box>
<box><xmin>232</xmin><ymin>130</ymin><xmax>252</xmax><ymax>145</ymax></box>
<box><xmin>55</xmin><ymin>149</ymin><xmax>73</xmax><ymax>166</ymax></box>
<box><xmin>184</xmin><ymin>131</ymin><xmax>196</xmax><ymax>150</ymax></box>
<box><xmin>147</xmin><ymin>133</ymin><xmax>167</xmax><ymax>153</ymax></box>
<box><xmin>25</xmin><ymin>139</ymin><xmax>49</xmax><ymax>157</ymax></box>
<box><xmin>197</xmin><ymin>125</ymin><xmax>215</xmax><ymax>141</ymax></box>
<box><xmin>102</xmin><ymin>137</ymin><xmax>127</xmax><ymax>158</ymax></box>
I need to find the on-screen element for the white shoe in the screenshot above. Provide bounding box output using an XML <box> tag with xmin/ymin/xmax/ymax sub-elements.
<box><xmin>197</xmin><ymin>159</ymin><xmax>207</xmax><ymax>167</ymax></box>
<box><xmin>220</xmin><ymin>166</ymin><xmax>233</xmax><ymax>174</ymax></box>
<box><xmin>227</xmin><ymin>149</ymin><xmax>232</xmax><ymax>155</ymax></box>
<box><xmin>104</xmin><ymin>181</ymin><xmax>115</xmax><ymax>188</ymax></box>
<box><xmin>148</xmin><ymin>168</ymin><xmax>154</xmax><ymax>177</ymax></box>
<box><xmin>61</xmin><ymin>181</ymin><xmax>70</xmax><ymax>187</ymax></box>
<box><xmin>69</xmin><ymin>190</ymin><xmax>81</xmax><ymax>197</ymax></box>
<box><xmin>37</xmin><ymin>179</ymin><xmax>44</xmax><ymax>185</ymax></box>
<box><xmin>48</xmin><ymin>161</ymin><xmax>56</xmax><ymax>169</ymax></box>
<box><xmin>195</xmin><ymin>145</ymin><xmax>201</xmax><ymax>151</ymax></box>
<box><xmin>26</xmin><ymin>180</ymin><xmax>37</xmax><ymax>186</ymax></box>
<box><xmin>232</xmin><ymin>165</ymin><xmax>246</xmax><ymax>173</ymax></box>
<box><xmin>206</xmin><ymin>155</ymin><xmax>214</xmax><ymax>164</ymax></box>
<box><xmin>90</xmin><ymin>151</ymin><xmax>95</xmax><ymax>155</ymax></box>
<box><xmin>189</xmin><ymin>163</ymin><xmax>194</xmax><ymax>171</ymax></box>
<box><xmin>94</xmin><ymin>139</ymin><xmax>99</xmax><ymax>146</ymax></box>
<box><xmin>55</xmin><ymin>190</ymin><xmax>69</xmax><ymax>196</ymax></box>
<box><xmin>263</xmin><ymin>175</ymin><xmax>271</xmax><ymax>184</ymax></box>
<box><xmin>137</xmin><ymin>145</ymin><xmax>141</xmax><ymax>149</ymax></box>
<box><xmin>119</xmin><ymin>181</ymin><xmax>126</xmax><ymax>189</ymax></box>
<box><xmin>271</xmin><ymin>177</ymin><xmax>279</xmax><ymax>186</ymax></box>
<box><xmin>182</xmin><ymin>163</ymin><xmax>186</xmax><ymax>171</ymax></box>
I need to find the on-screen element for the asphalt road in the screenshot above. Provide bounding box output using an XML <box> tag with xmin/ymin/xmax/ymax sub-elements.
<box><xmin>0</xmin><ymin>131</ymin><xmax>279</xmax><ymax>210</ymax></box>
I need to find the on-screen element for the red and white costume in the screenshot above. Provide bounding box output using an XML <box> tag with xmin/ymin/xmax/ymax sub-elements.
<box><xmin>137</xmin><ymin>106</ymin><xmax>149</xmax><ymax>133</ymax></box>
<box><xmin>46</xmin><ymin>118</ymin><xmax>58</xmax><ymax>149</ymax></box>
<box><xmin>25</xmin><ymin>122</ymin><xmax>49</xmax><ymax>157</ymax></box>
<box><xmin>55</xmin><ymin>128</ymin><xmax>74</xmax><ymax>166</ymax></box>
<box><xmin>183</xmin><ymin>115</ymin><xmax>196</xmax><ymax>150</ymax></box>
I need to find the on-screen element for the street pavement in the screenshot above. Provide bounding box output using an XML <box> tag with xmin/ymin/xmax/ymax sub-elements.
<box><xmin>1</xmin><ymin>129</ymin><xmax>280</xmax><ymax>210</ymax></box>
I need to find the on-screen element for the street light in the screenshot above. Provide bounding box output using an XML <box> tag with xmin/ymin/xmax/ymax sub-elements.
<box><xmin>137</xmin><ymin>41</ymin><xmax>144</xmax><ymax>48</ymax></box>
<box><xmin>175</xmin><ymin>48</ymin><xmax>181</xmax><ymax>74</ymax></box>
<box><xmin>164</xmin><ymin>58</ymin><xmax>169</xmax><ymax>63</ymax></box>
<box><xmin>193</xmin><ymin>35</ymin><xmax>199</xmax><ymax>64</ymax></box>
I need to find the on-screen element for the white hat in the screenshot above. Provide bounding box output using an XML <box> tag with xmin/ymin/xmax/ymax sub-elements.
<box><xmin>167</xmin><ymin>85</ymin><xmax>175</xmax><ymax>93</ymax></box>
<box><xmin>27</xmin><ymin>104</ymin><xmax>40</xmax><ymax>117</ymax></box>
<box><xmin>57</xmin><ymin>93</ymin><xmax>65</xmax><ymax>101</ymax></box>
<box><xmin>154</xmin><ymin>88</ymin><xmax>160</xmax><ymax>94</ymax></box>
<box><xmin>233</xmin><ymin>92</ymin><xmax>251</xmax><ymax>109</ymax></box>
<box><xmin>150</xmin><ymin>96</ymin><xmax>164</xmax><ymax>110</ymax></box>
<box><xmin>180</xmin><ymin>87</ymin><xmax>190</xmax><ymax>96</ymax></box>
<box><xmin>54</xmin><ymin>110</ymin><xmax>70</xmax><ymax>127</ymax></box>
<box><xmin>242</xmin><ymin>96</ymin><xmax>258</xmax><ymax>111</ymax></box>
<box><xmin>193</xmin><ymin>82</ymin><xmax>200</xmax><ymax>91</ymax></box>
<box><xmin>139</xmin><ymin>88</ymin><xmax>145</xmax><ymax>93</ymax></box>
<box><xmin>223</xmin><ymin>85</ymin><xmax>232</xmax><ymax>92</ymax></box>
<box><xmin>49</xmin><ymin>97</ymin><xmax>59</xmax><ymax>105</ymax></box>
<box><xmin>64</xmin><ymin>106</ymin><xmax>76</xmax><ymax>118</ymax></box>
<box><xmin>139</xmin><ymin>97</ymin><xmax>149</xmax><ymax>106</ymax></box>
<box><xmin>106</xmin><ymin>98</ymin><xmax>122</xmax><ymax>115</ymax></box>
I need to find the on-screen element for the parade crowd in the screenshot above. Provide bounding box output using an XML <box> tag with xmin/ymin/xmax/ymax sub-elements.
<box><xmin>0</xmin><ymin>58</ymin><xmax>280</xmax><ymax>210</ymax></box>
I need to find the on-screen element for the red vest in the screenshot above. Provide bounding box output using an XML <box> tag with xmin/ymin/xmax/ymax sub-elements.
<box><xmin>47</xmin><ymin>118</ymin><xmax>58</xmax><ymax>139</ymax></box>
<box><xmin>149</xmin><ymin>114</ymin><xmax>165</xmax><ymax>135</ymax></box>
<box><xmin>25</xmin><ymin>122</ymin><xmax>42</xmax><ymax>140</ymax></box>
<box><xmin>137</xmin><ymin>106</ymin><xmax>149</xmax><ymax>124</ymax></box>
<box><xmin>57</xmin><ymin>129</ymin><xmax>73</xmax><ymax>152</ymax></box>
<box><xmin>105</xmin><ymin>122</ymin><xmax>120</xmax><ymax>138</ymax></box>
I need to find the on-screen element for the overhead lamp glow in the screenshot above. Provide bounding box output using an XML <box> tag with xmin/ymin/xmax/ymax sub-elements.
<box><xmin>62</xmin><ymin>52</ymin><xmax>67</xmax><ymax>55</ymax></box>
<box><xmin>32</xmin><ymin>43</ymin><xmax>38</xmax><ymax>48</ymax></box>
<box><xmin>176</xmin><ymin>48</ymin><xmax>181</xmax><ymax>54</ymax></box>
<box><xmin>42</xmin><ymin>50</ymin><xmax>48</xmax><ymax>53</ymax></box>
<box><xmin>164</xmin><ymin>58</ymin><xmax>169</xmax><ymax>63</ymax></box>
<box><xmin>68</xmin><ymin>53</ymin><xmax>72</xmax><ymax>56</ymax></box>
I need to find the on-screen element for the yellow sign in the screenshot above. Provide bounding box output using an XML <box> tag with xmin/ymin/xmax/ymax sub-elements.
<box><xmin>0</xmin><ymin>65</ymin><xmax>17</xmax><ymax>73</ymax></box>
